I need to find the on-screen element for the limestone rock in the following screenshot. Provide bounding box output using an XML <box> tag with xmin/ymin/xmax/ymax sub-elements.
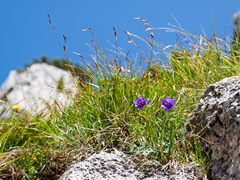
<box><xmin>189</xmin><ymin>76</ymin><xmax>240</xmax><ymax>179</ymax></box>
<box><xmin>0</xmin><ymin>63</ymin><xmax>77</xmax><ymax>118</ymax></box>
<box><xmin>60</xmin><ymin>151</ymin><xmax>200</xmax><ymax>180</ymax></box>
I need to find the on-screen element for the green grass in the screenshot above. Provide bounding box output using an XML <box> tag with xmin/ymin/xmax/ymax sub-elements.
<box><xmin>1</xmin><ymin>21</ymin><xmax>240</xmax><ymax>179</ymax></box>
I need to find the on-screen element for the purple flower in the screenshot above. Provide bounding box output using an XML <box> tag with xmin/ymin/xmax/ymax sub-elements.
<box><xmin>161</xmin><ymin>97</ymin><xmax>177</xmax><ymax>113</ymax></box>
<box><xmin>133</xmin><ymin>96</ymin><xmax>149</xmax><ymax>110</ymax></box>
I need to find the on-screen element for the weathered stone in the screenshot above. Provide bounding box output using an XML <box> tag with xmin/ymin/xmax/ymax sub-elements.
<box><xmin>189</xmin><ymin>76</ymin><xmax>240</xmax><ymax>179</ymax></box>
<box><xmin>0</xmin><ymin>63</ymin><xmax>77</xmax><ymax>118</ymax></box>
<box><xmin>60</xmin><ymin>151</ymin><xmax>201</xmax><ymax>180</ymax></box>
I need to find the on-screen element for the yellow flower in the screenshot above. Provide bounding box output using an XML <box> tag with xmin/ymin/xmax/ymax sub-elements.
<box><xmin>12</xmin><ymin>105</ymin><xmax>21</xmax><ymax>112</ymax></box>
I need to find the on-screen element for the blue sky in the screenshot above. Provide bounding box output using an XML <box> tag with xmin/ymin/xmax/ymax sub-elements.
<box><xmin>0</xmin><ymin>1</ymin><xmax>240</xmax><ymax>86</ymax></box>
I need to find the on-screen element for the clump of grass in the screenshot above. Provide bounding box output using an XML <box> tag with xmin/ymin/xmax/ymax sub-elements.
<box><xmin>0</xmin><ymin>17</ymin><xmax>239</xmax><ymax>179</ymax></box>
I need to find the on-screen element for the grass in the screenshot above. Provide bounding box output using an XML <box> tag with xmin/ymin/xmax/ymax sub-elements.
<box><xmin>0</xmin><ymin>18</ymin><xmax>240</xmax><ymax>179</ymax></box>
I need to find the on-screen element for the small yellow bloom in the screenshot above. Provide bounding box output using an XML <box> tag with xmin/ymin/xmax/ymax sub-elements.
<box><xmin>12</xmin><ymin>105</ymin><xmax>21</xmax><ymax>112</ymax></box>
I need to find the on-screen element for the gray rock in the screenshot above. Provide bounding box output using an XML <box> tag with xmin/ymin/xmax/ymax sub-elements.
<box><xmin>189</xmin><ymin>76</ymin><xmax>240</xmax><ymax>179</ymax></box>
<box><xmin>233</xmin><ymin>11</ymin><xmax>240</xmax><ymax>40</ymax></box>
<box><xmin>0</xmin><ymin>63</ymin><xmax>77</xmax><ymax>118</ymax></box>
<box><xmin>60</xmin><ymin>151</ymin><xmax>201</xmax><ymax>180</ymax></box>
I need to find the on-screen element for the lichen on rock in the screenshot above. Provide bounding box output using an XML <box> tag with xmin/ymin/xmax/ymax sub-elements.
<box><xmin>189</xmin><ymin>76</ymin><xmax>240</xmax><ymax>179</ymax></box>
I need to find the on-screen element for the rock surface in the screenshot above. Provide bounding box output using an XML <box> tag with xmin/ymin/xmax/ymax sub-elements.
<box><xmin>189</xmin><ymin>76</ymin><xmax>240</xmax><ymax>179</ymax></box>
<box><xmin>60</xmin><ymin>151</ymin><xmax>200</xmax><ymax>180</ymax></box>
<box><xmin>0</xmin><ymin>63</ymin><xmax>77</xmax><ymax>118</ymax></box>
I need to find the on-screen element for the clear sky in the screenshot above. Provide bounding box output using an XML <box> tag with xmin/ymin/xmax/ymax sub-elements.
<box><xmin>0</xmin><ymin>1</ymin><xmax>240</xmax><ymax>86</ymax></box>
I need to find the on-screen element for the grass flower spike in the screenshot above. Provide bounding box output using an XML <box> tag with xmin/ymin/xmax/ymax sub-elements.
<box><xmin>133</xmin><ymin>96</ymin><xmax>149</xmax><ymax>110</ymax></box>
<box><xmin>161</xmin><ymin>97</ymin><xmax>177</xmax><ymax>113</ymax></box>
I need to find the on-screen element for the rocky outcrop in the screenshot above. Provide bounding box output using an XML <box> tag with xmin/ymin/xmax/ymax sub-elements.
<box><xmin>0</xmin><ymin>63</ymin><xmax>77</xmax><ymax>118</ymax></box>
<box><xmin>189</xmin><ymin>76</ymin><xmax>240</xmax><ymax>179</ymax></box>
<box><xmin>60</xmin><ymin>151</ymin><xmax>200</xmax><ymax>180</ymax></box>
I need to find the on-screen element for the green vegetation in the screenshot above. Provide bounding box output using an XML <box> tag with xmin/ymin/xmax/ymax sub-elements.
<box><xmin>1</xmin><ymin>20</ymin><xmax>240</xmax><ymax>179</ymax></box>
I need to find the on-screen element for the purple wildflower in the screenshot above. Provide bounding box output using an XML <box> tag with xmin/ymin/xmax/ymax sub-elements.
<box><xmin>161</xmin><ymin>97</ymin><xmax>177</xmax><ymax>113</ymax></box>
<box><xmin>133</xmin><ymin>96</ymin><xmax>149</xmax><ymax>110</ymax></box>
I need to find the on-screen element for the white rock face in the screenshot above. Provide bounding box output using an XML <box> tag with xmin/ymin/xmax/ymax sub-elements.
<box><xmin>0</xmin><ymin>63</ymin><xmax>77</xmax><ymax>117</ymax></box>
